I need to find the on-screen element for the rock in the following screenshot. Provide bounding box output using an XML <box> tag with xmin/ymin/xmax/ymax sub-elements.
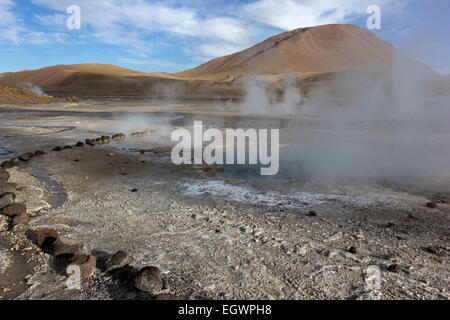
<box><xmin>0</xmin><ymin>169</ymin><xmax>10</xmax><ymax>181</ymax></box>
<box><xmin>52</xmin><ymin>146</ymin><xmax>62</xmax><ymax>152</ymax></box>
<box><xmin>155</xmin><ymin>294</ymin><xmax>183</xmax><ymax>300</ymax></box>
<box><xmin>0</xmin><ymin>183</ymin><xmax>17</xmax><ymax>194</ymax></box>
<box><xmin>1</xmin><ymin>203</ymin><xmax>26</xmax><ymax>217</ymax></box>
<box><xmin>95</xmin><ymin>138</ymin><xmax>103</xmax><ymax>144</ymax></box>
<box><xmin>307</xmin><ymin>210</ymin><xmax>317</xmax><ymax>217</ymax></box>
<box><xmin>426</xmin><ymin>202</ymin><xmax>437</xmax><ymax>209</ymax></box>
<box><xmin>387</xmin><ymin>264</ymin><xmax>401</xmax><ymax>273</ymax></box>
<box><xmin>327</xmin><ymin>231</ymin><xmax>343</xmax><ymax>242</ymax></box>
<box><xmin>75</xmin><ymin>141</ymin><xmax>84</xmax><ymax>147</ymax></box>
<box><xmin>85</xmin><ymin>139</ymin><xmax>95</xmax><ymax>146</ymax></box>
<box><xmin>67</xmin><ymin>254</ymin><xmax>97</xmax><ymax>280</ymax></box>
<box><xmin>34</xmin><ymin>150</ymin><xmax>46</xmax><ymax>156</ymax></box>
<box><xmin>12</xmin><ymin>212</ymin><xmax>30</xmax><ymax>226</ymax></box>
<box><xmin>112</xmin><ymin>133</ymin><xmax>126</xmax><ymax>140</ymax></box>
<box><xmin>426</xmin><ymin>245</ymin><xmax>441</xmax><ymax>255</ymax></box>
<box><xmin>37</xmin><ymin>228</ymin><xmax>59</xmax><ymax>248</ymax></box>
<box><xmin>63</xmin><ymin>146</ymin><xmax>72</xmax><ymax>150</ymax></box>
<box><xmin>53</xmin><ymin>237</ymin><xmax>83</xmax><ymax>256</ymax></box>
<box><xmin>18</xmin><ymin>152</ymin><xmax>34</xmax><ymax>162</ymax></box>
<box><xmin>0</xmin><ymin>192</ymin><xmax>15</xmax><ymax>210</ymax></box>
<box><xmin>105</xmin><ymin>251</ymin><xmax>132</xmax><ymax>272</ymax></box>
<box><xmin>101</xmin><ymin>136</ymin><xmax>110</xmax><ymax>143</ymax></box>
<box><xmin>1</xmin><ymin>160</ymin><xmax>15</xmax><ymax>169</ymax></box>
<box><xmin>130</xmin><ymin>188</ymin><xmax>138</xmax><ymax>193</ymax></box>
<box><xmin>66</xmin><ymin>96</ymin><xmax>79</xmax><ymax>103</ymax></box>
<box><xmin>134</xmin><ymin>266</ymin><xmax>164</xmax><ymax>293</ymax></box>
<box><xmin>348</xmin><ymin>246</ymin><xmax>357</xmax><ymax>254</ymax></box>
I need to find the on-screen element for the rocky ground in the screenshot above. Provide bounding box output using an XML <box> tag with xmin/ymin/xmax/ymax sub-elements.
<box><xmin>0</xmin><ymin>102</ymin><xmax>449</xmax><ymax>300</ymax></box>
<box><xmin>0</xmin><ymin>86</ymin><xmax>78</xmax><ymax>105</ymax></box>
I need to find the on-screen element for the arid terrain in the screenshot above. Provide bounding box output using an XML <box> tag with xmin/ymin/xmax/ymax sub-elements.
<box><xmin>1</xmin><ymin>23</ymin><xmax>449</xmax><ymax>300</ymax></box>
<box><xmin>0</xmin><ymin>99</ymin><xmax>449</xmax><ymax>300</ymax></box>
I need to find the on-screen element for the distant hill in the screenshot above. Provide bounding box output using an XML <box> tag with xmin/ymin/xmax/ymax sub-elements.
<box><xmin>175</xmin><ymin>24</ymin><xmax>396</xmax><ymax>81</ymax></box>
<box><xmin>0</xmin><ymin>25</ymin><xmax>445</xmax><ymax>99</ymax></box>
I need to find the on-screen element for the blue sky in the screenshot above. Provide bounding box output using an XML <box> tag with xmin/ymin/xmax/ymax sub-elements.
<box><xmin>0</xmin><ymin>0</ymin><xmax>449</xmax><ymax>75</ymax></box>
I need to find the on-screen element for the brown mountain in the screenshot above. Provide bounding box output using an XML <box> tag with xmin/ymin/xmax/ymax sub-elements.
<box><xmin>0</xmin><ymin>24</ymin><xmax>444</xmax><ymax>98</ymax></box>
<box><xmin>175</xmin><ymin>24</ymin><xmax>397</xmax><ymax>81</ymax></box>
<box><xmin>0</xmin><ymin>63</ymin><xmax>191</xmax><ymax>97</ymax></box>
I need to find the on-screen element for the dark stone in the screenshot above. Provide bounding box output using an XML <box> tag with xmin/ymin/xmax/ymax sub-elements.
<box><xmin>1</xmin><ymin>160</ymin><xmax>15</xmax><ymax>169</ymax></box>
<box><xmin>426</xmin><ymin>202</ymin><xmax>437</xmax><ymax>209</ymax></box>
<box><xmin>1</xmin><ymin>203</ymin><xmax>26</xmax><ymax>217</ymax></box>
<box><xmin>53</xmin><ymin>237</ymin><xmax>83</xmax><ymax>256</ymax></box>
<box><xmin>0</xmin><ymin>169</ymin><xmax>9</xmax><ymax>181</ymax></box>
<box><xmin>308</xmin><ymin>211</ymin><xmax>317</xmax><ymax>216</ymax></box>
<box><xmin>387</xmin><ymin>264</ymin><xmax>401</xmax><ymax>273</ymax></box>
<box><xmin>426</xmin><ymin>245</ymin><xmax>441</xmax><ymax>255</ymax></box>
<box><xmin>101</xmin><ymin>136</ymin><xmax>110</xmax><ymax>143</ymax></box>
<box><xmin>85</xmin><ymin>139</ymin><xmax>95</xmax><ymax>146</ymax></box>
<box><xmin>18</xmin><ymin>152</ymin><xmax>34</xmax><ymax>162</ymax></box>
<box><xmin>67</xmin><ymin>254</ymin><xmax>97</xmax><ymax>280</ymax></box>
<box><xmin>0</xmin><ymin>192</ymin><xmax>15</xmax><ymax>209</ymax></box>
<box><xmin>134</xmin><ymin>266</ymin><xmax>163</xmax><ymax>293</ymax></box>
<box><xmin>37</xmin><ymin>228</ymin><xmax>59</xmax><ymax>248</ymax></box>
<box><xmin>348</xmin><ymin>246</ymin><xmax>357</xmax><ymax>254</ymax></box>
<box><xmin>0</xmin><ymin>182</ymin><xmax>17</xmax><ymax>194</ymax></box>
<box><xmin>105</xmin><ymin>251</ymin><xmax>132</xmax><ymax>272</ymax></box>
<box><xmin>35</xmin><ymin>150</ymin><xmax>46</xmax><ymax>156</ymax></box>
<box><xmin>130</xmin><ymin>188</ymin><xmax>138</xmax><ymax>192</ymax></box>
<box><xmin>63</xmin><ymin>146</ymin><xmax>72</xmax><ymax>150</ymax></box>
<box><xmin>112</xmin><ymin>133</ymin><xmax>126</xmax><ymax>140</ymax></box>
<box><xmin>76</xmin><ymin>141</ymin><xmax>84</xmax><ymax>147</ymax></box>
<box><xmin>12</xmin><ymin>212</ymin><xmax>30</xmax><ymax>226</ymax></box>
<box><xmin>52</xmin><ymin>146</ymin><xmax>62</xmax><ymax>152</ymax></box>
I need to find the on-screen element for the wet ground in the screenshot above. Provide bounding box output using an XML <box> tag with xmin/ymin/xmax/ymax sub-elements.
<box><xmin>0</xmin><ymin>100</ymin><xmax>449</xmax><ymax>300</ymax></box>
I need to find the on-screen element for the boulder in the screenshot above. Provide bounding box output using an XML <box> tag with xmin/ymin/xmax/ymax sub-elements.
<box><xmin>67</xmin><ymin>254</ymin><xmax>97</xmax><ymax>280</ymax></box>
<box><xmin>85</xmin><ymin>139</ymin><xmax>95</xmax><ymax>146</ymax></box>
<box><xmin>52</xmin><ymin>146</ymin><xmax>62</xmax><ymax>152</ymax></box>
<box><xmin>1</xmin><ymin>203</ymin><xmax>26</xmax><ymax>217</ymax></box>
<box><xmin>0</xmin><ymin>192</ymin><xmax>15</xmax><ymax>209</ymax></box>
<box><xmin>105</xmin><ymin>251</ymin><xmax>132</xmax><ymax>272</ymax></box>
<box><xmin>12</xmin><ymin>212</ymin><xmax>30</xmax><ymax>226</ymax></box>
<box><xmin>63</xmin><ymin>145</ymin><xmax>72</xmax><ymax>150</ymax></box>
<box><xmin>0</xmin><ymin>182</ymin><xmax>17</xmax><ymax>194</ymax></box>
<box><xmin>387</xmin><ymin>264</ymin><xmax>401</xmax><ymax>273</ymax></box>
<box><xmin>18</xmin><ymin>152</ymin><xmax>34</xmax><ymax>162</ymax></box>
<box><xmin>112</xmin><ymin>133</ymin><xmax>126</xmax><ymax>140</ymax></box>
<box><xmin>34</xmin><ymin>150</ymin><xmax>46</xmax><ymax>157</ymax></box>
<box><xmin>134</xmin><ymin>266</ymin><xmax>164</xmax><ymax>293</ymax></box>
<box><xmin>37</xmin><ymin>228</ymin><xmax>59</xmax><ymax>248</ymax></box>
<box><xmin>0</xmin><ymin>169</ymin><xmax>9</xmax><ymax>181</ymax></box>
<box><xmin>53</xmin><ymin>237</ymin><xmax>84</xmax><ymax>256</ymax></box>
<box><xmin>426</xmin><ymin>202</ymin><xmax>437</xmax><ymax>209</ymax></box>
<box><xmin>75</xmin><ymin>141</ymin><xmax>84</xmax><ymax>147</ymax></box>
<box><xmin>1</xmin><ymin>160</ymin><xmax>15</xmax><ymax>169</ymax></box>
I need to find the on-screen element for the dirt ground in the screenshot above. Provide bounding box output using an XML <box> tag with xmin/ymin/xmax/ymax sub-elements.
<box><xmin>0</xmin><ymin>101</ymin><xmax>449</xmax><ymax>300</ymax></box>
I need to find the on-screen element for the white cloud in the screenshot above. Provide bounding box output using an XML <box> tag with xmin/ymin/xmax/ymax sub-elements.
<box><xmin>30</xmin><ymin>0</ymin><xmax>257</xmax><ymax>47</ymax></box>
<box><xmin>243</xmin><ymin>0</ymin><xmax>405</xmax><ymax>30</ymax></box>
